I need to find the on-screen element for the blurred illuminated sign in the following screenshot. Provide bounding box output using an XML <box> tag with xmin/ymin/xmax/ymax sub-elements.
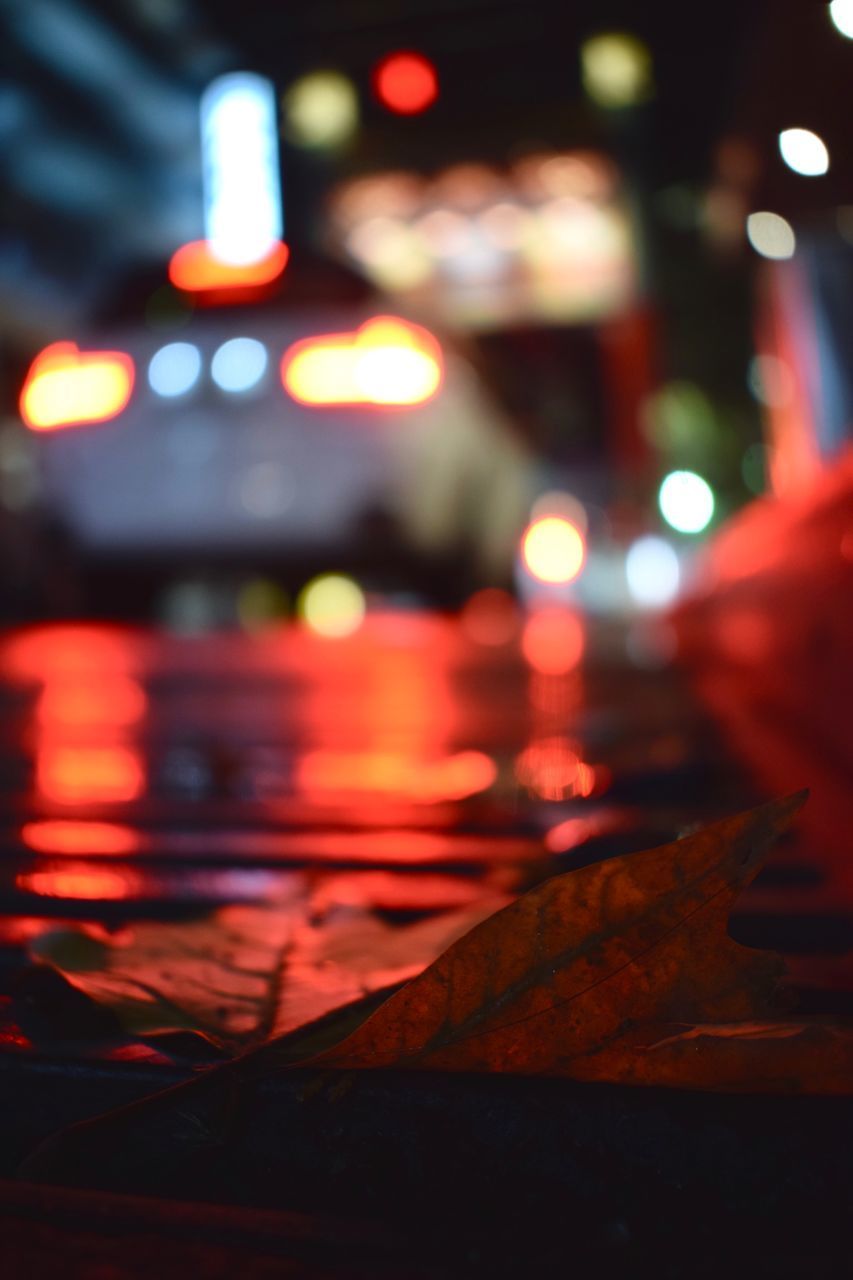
<box><xmin>327</xmin><ymin>154</ymin><xmax>637</xmax><ymax>328</ymax></box>
<box><xmin>200</xmin><ymin>72</ymin><xmax>283</xmax><ymax>266</ymax></box>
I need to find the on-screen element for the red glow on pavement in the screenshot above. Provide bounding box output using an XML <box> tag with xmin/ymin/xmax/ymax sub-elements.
<box><xmin>460</xmin><ymin>589</ymin><xmax>520</xmax><ymax>646</ymax></box>
<box><xmin>521</xmin><ymin>609</ymin><xmax>584</xmax><ymax>674</ymax></box>
<box><xmin>295</xmin><ymin>749</ymin><xmax>495</xmax><ymax>802</ymax></box>
<box><xmin>20</xmin><ymin>343</ymin><xmax>134</xmax><ymax>431</ymax></box>
<box><xmin>168</xmin><ymin>239</ymin><xmax>289</xmax><ymax>293</ymax></box>
<box><xmin>2</xmin><ymin>626</ymin><xmax>138</xmax><ymax>680</ymax></box>
<box><xmin>21</xmin><ymin>820</ymin><xmax>141</xmax><ymax>856</ymax></box>
<box><xmin>17</xmin><ymin>866</ymin><xmax>141</xmax><ymax>900</ymax></box>
<box><xmin>515</xmin><ymin>737</ymin><xmax>595</xmax><ymax>801</ymax></box>
<box><xmin>36</xmin><ymin>746</ymin><xmax>146</xmax><ymax>805</ymax></box>
<box><xmin>373</xmin><ymin>52</ymin><xmax>438</xmax><ymax>114</ymax></box>
<box><xmin>37</xmin><ymin>677</ymin><xmax>147</xmax><ymax>729</ymax></box>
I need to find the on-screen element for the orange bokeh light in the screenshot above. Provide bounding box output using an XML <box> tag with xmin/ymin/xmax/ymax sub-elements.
<box><xmin>168</xmin><ymin>239</ymin><xmax>289</xmax><ymax>293</ymax></box>
<box><xmin>521</xmin><ymin>608</ymin><xmax>584</xmax><ymax>675</ymax></box>
<box><xmin>281</xmin><ymin>315</ymin><xmax>442</xmax><ymax>408</ymax></box>
<box><xmin>373</xmin><ymin>52</ymin><xmax>438</xmax><ymax>115</ymax></box>
<box><xmin>21</xmin><ymin>820</ymin><xmax>141</xmax><ymax>856</ymax></box>
<box><xmin>20</xmin><ymin>343</ymin><xmax>134</xmax><ymax>432</ymax></box>
<box><xmin>36</xmin><ymin>745</ymin><xmax>146</xmax><ymax>805</ymax></box>
<box><xmin>521</xmin><ymin>516</ymin><xmax>586</xmax><ymax>585</ymax></box>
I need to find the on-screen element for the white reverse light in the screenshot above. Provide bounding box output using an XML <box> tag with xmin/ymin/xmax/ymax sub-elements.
<box><xmin>148</xmin><ymin>343</ymin><xmax>202</xmax><ymax>397</ymax></box>
<box><xmin>211</xmin><ymin>337</ymin><xmax>268</xmax><ymax>393</ymax></box>
<box><xmin>625</xmin><ymin>536</ymin><xmax>680</xmax><ymax>608</ymax></box>
<box><xmin>200</xmin><ymin>72</ymin><xmax>283</xmax><ymax>266</ymax></box>
<box><xmin>658</xmin><ymin>470</ymin><xmax>715</xmax><ymax>535</ymax></box>
<box><xmin>778</xmin><ymin>128</ymin><xmax>829</xmax><ymax>177</ymax></box>
<box><xmin>746</xmin><ymin>211</ymin><xmax>796</xmax><ymax>260</ymax></box>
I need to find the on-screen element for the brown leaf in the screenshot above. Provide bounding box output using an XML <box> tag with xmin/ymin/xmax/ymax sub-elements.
<box><xmin>26</xmin><ymin>896</ymin><xmax>507</xmax><ymax>1053</ymax></box>
<box><xmin>305</xmin><ymin>793</ymin><xmax>839</xmax><ymax>1089</ymax></box>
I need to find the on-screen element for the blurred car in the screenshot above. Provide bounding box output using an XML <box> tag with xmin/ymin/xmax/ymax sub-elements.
<box><xmin>16</xmin><ymin>292</ymin><xmax>533</xmax><ymax>613</ymax></box>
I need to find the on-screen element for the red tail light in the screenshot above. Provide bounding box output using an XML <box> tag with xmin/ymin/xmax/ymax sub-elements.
<box><xmin>169</xmin><ymin>239</ymin><xmax>289</xmax><ymax>294</ymax></box>
<box><xmin>281</xmin><ymin>316</ymin><xmax>443</xmax><ymax>408</ymax></box>
<box><xmin>20</xmin><ymin>343</ymin><xmax>134</xmax><ymax>432</ymax></box>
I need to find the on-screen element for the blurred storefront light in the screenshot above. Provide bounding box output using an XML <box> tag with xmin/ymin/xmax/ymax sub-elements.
<box><xmin>283</xmin><ymin>71</ymin><xmax>358</xmax><ymax>148</ymax></box>
<box><xmin>580</xmin><ymin>33</ymin><xmax>653</xmax><ymax>109</ymax></box>
<box><xmin>658</xmin><ymin>470</ymin><xmax>715</xmax><ymax>534</ymax></box>
<box><xmin>148</xmin><ymin>342</ymin><xmax>202</xmax><ymax>397</ymax></box>
<box><xmin>625</xmin><ymin>536</ymin><xmax>680</xmax><ymax>608</ymax></box>
<box><xmin>778</xmin><ymin>128</ymin><xmax>829</xmax><ymax>177</ymax></box>
<box><xmin>21</xmin><ymin>343</ymin><xmax>134</xmax><ymax>432</ymax></box>
<box><xmin>373</xmin><ymin>51</ymin><xmax>438</xmax><ymax>114</ymax></box>
<box><xmin>746</xmin><ymin>211</ymin><xmax>796</xmax><ymax>260</ymax></box>
<box><xmin>211</xmin><ymin>337</ymin><xmax>268</xmax><ymax>393</ymax></box>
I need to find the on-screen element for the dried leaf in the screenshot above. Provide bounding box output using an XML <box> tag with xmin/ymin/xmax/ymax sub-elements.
<box><xmin>303</xmin><ymin>793</ymin><xmax>852</xmax><ymax>1090</ymax></box>
<box><xmin>28</xmin><ymin>905</ymin><xmax>301</xmax><ymax>1050</ymax></box>
<box><xmin>25</xmin><ymin>896</ymin><xmax>507</xmax><ymax>1053</ymax></box>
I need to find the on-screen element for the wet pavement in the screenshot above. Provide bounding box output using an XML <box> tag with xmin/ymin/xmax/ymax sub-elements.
<box><xmin>0</xmin><ymin>609</ymin><xmax>852</xmax><ymax>1273</ymax></box>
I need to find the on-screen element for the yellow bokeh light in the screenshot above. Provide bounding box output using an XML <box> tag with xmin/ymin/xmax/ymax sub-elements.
<box><xmin>521</xmin><ymin>516</ymin><xmax>586</xmax><ymax>585</ymax></box>
<box><xmin>283</xmin><ymin>71</ymin><xmax>359</xmax><ymax>148</ymax></box>
<box><xmin>21</xmin><ymin>343</ymin><xmax>134</xmax><ymax>431</ymax></box>
<box><xmin>581</xmin><ymin>33</ymin><xmax>653</xmax><ymax>109</ymax></box>
<box><xmin>281</xmin><ymin>316</ymin><xmax>442</xmax><ymax>407</ymax></box>
<box><xmin>298</xmin><ymin>574</ymin><xmax>366</xmax><ymax>638</ymax></box>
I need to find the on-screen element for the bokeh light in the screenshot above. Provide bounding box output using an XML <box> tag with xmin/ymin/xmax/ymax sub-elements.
<box><xmin>283</xmin><ymin>71</ymin><xmax>358</xmax><ymax>148</ymax></box>
<box><xmin>373</xmin><ymin>52</ymin><xmax>438</xmax><ymax>114</ymax></box>
<box><xmin>829</xmin><ymin>0</ymin><xmax>853</xmax><ymax>38</ymax></box>
<box><xmin>658</xmin><ymin>470</ymin><xmax>715</xmax><ymax>534</ymax></box>
<box><xmin>778</xmin><ymin>128</ymin><xmax>829</xmax><ymax>177</ymax></box>
<box><xmin>521</xmin><ymin>608</ymin><xmax>584</xmax><ymax>674</ymax></box>
<box><xmin>580</xmin><ymin>33</ymin><xmax>653</xmax><ymax>109</ymax></box>
<box><xmin>211</xmin><ymin>337</ymin><xmax>268</xmax><ymax>393</ymax></box>
<box><xmin>460</xmin><ymin>589</ymin><xmax>519</xmax><ymax>647</ymax></box>
<box><xmin>21</xmin><ymin>820</ymin><xmax>140</xmax><ymax>856</ymax></box>
<box><xmin>521</xmin><ymin>516</ymin><xmax>586</xmax><ymax>585</ymax></box>
<box><xmin>20</xmin><ymin>344</ymin><xmax>134</xmax><ymax>432</ymax></box>
<box><xmin>282</xmin><ymin>316</ymin><xmax>442</xmax><ymax>407</ymax></box>
<box><xmin>625</xmin><ymin>535</ymin><xmax>681</xmax><ymax>608</ymax></box>
<box><xmin>36</xmin><ymin>745</ymin><xmax>146</xmax><ymax>805</ymax></box>
<box><xmin>298</xmin><ymin>574</ymin><xmax>366</xmax><ymax>638</ymax></box>
<box><xmin>148</xmin><ymin>342</ymin><xmax>202</xmax><ymax>398</ymax></box>
<box><xmin>168</xmin><ymin>240</ymin><xmax>289</xmax><ymax>293</ymax></box>
<box><xmin>746</xmin><ymin>211</ymin><xmax>796</xmax><ymax>260</ymax></box>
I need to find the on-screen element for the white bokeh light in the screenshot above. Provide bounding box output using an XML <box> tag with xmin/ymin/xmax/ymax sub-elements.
<box><xmin>778</xmin><ymin>128</ymin><xmax>829</xmax><ymax>177</ymax></box>
<box><xmin>148</xmin><ymin>343</ymin><xmax>202</xmax><ymax>397</ymax></box>
<box><xmin>211</xmin><ymin>337</ymin><xmax>268</xmax><ymax>393</ymax></box>
<box><xmin>625</xmin><ymin>536</ymin><xmax>681</xmax><ymax>608</ymax></box>
<box><xmin>829</xmin><ymin>0</ymin><xmax>853</xmax><ymax>38</ymax></box>
<box><xmin>658</xmin><ymin>470</ymin><xmax>715</xmax><ymax>535</ymax></box>
<box><xmin>746</xmin><ymin>211</ymin><xmax>796</xmax><ymax>260</ymax></box>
